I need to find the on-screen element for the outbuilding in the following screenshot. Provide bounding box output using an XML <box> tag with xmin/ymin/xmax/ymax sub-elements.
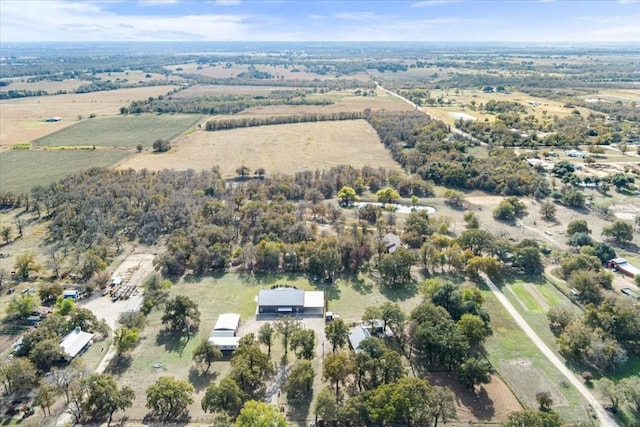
<box><xmin>211</xmin><ymin>313</ymin><xmax>241</xmax><ymax>337</ymax></box>
<box><xmin>63</xmin><ymin>289</ymin><xmax>79</xmax><ymax>299</ymax></box>
<box><xmin>608</xmin><ymin>258</ymin><xmax>640</xmax><ymax>278</ymax></box>
<box><xmin>348</xmin><ymin>326</ymin><xmax>371</xmax><ymax>352</ymax></box>
<box><xmin>208</xmin><ymin>336</ymin><xmax>240</xmax><ymax>352</ymax></box>
<box><xmin>257</xmin><ymin>288</ymin><xmax>325</xmax><ymax>317</ymax></box>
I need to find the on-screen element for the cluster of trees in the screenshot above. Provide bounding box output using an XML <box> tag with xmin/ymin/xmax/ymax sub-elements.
<box><xmin>126</xmin><ymin>90</ymin><xmax>333</xmax><ymax>115</ymax></box>
<box><xmin>205</xmin><ymin>111</ymin><xmax>365</xmax><ymax>131</ymax></box>
<box><xmin>365</xmin><ymin>110</ymin><xmax>550</xmax><ymax>196</ymax></box>
<box><xmin>180</xmin><ymin>75</ymin><xmax>374</xmax><ymax>90</ymax></box>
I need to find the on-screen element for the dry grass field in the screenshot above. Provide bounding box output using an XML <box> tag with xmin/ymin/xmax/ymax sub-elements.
<box><xmin>0</xmin><ymin>85</ymin><xmax>180</xmax><ymax>149</ymax></box>
<box><xmin>1</xmin><ymin>78</ymin><xmax>93</xmax><ymax>92</ymax></box>
<box><xmin>118</xmin><ymin>119</ymin><xmax>401</xmax><ymax>176</ymax></box>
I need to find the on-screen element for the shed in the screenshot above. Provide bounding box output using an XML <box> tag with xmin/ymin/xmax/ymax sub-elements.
<box><xmin>303</xmin><ymin>291</ymin><xmax>325</xmax><ymax>317</ymax></box>
<box><xmin>348</xmin><ymin>326</ymin><xmax>372</xmax><ymax>352</ymax></box>
<box><xmin>60</xmin><ymin>327</ymin><xmax>94</xmax><ymax>360</ymax></box>
<box><xmin>212</xmin><ymin>313</ymin><xmax>241</xmax><ymax>337</ymax></box>
<box><xmin>258</xmin><ymin>288</ymin><xmax>305</xmax><ymax>314</ymax></box>
<box><xmin>208</xmin><ymin>336</ymin><xmax>240</xmax><ymax>351</ymax></box>
<box><xmin>383</xmin><ymin>233</ymin><xmax>402</xmax><ymax>254</ymax></box>
<box><xmin>609</xmin><ymin>258</ymin><xmax>640</xmax><ymax>278</ymax></box>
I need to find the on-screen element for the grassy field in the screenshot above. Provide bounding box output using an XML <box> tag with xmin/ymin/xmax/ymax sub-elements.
<box><xmin>33</xmin><ymin>113</ymin><xmax>204</xmax><ymax>149</ymax></box>
<box><xmin>0</xmin><ymin>85</ymin><xmax>180</xmax><ymax>149</ymax></box>
<box><xmin>118</xmin><ymin>119</ymin><xmax>401</xmax><ymax>177</ymax></box>
<box><xmin>0</xmin><ymin>149</ymin><xmax>132</xmax><ymax>193</ymax></box>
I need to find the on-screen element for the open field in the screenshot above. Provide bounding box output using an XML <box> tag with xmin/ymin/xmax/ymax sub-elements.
<box><xmin>0</xmin><ymin>149</ymin><xmax>132</xmax><ymax>193</ymax></box>
<box><xmin>0</xmin><ymin>85</ymin><xmax>180</xmax><ymax>149</ymax></box>
<box><xmin>1</xmin><ymin>78</ymin><xmax>93</xmax><ymax>92</ymax></box>
<box><xmin>33</xmin><ymin>113</ymin><xmax>204</xmax><ymax>148</ymax></box>
<box><xmin>118</xmin><ymin>119</ymin><xmax>401</xmax><ymax>176</ymax></box>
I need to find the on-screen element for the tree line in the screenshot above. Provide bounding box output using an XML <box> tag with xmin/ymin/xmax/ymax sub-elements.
<box><xmin>205</xmin><ymin>111</ymin><xmax>365</xmax><ymax>131</ymax></box>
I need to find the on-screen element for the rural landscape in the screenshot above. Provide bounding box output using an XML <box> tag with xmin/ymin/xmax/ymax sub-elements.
<box><xmin>1</xmin><ymin>14</ymin><xmax>640</xmax><ymax>427</ymax></box>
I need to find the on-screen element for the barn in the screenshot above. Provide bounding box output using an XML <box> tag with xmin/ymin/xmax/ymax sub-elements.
<box><xmin>608</xmin><ymin>258</ymin><xmax>640</xmax><ymax>278</ymax></box>
<box><xmin>257</xmin><ymin>288</ymin><xmax>325</xmax><ymax>316</ymax></box>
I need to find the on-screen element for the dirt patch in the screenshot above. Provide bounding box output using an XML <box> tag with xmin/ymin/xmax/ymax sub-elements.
<box><xmin>82</xmin><ymin>251</ymin><xmax>155</xmax><ymax>329</ymax></box>
<box><xmin>499</xmin><ymin>359</ymin><xmax>568</xmax><ymax>409</ymax></box>
<box><xmin>428</xmin><ymin>372</ymin><xmax>522</xmax><ymax>423</ymax></box>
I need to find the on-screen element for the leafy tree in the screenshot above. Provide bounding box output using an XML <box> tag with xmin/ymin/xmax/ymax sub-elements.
<box><xmin>620</xmin><ymin>375</ymin><xmax>640</xmax><ymax>411</ymax></box>
<box><xmin>429</xmin><ymin>385</ymin><xmax>457</xmax><ymax>427</ymax></box>
<box><xmin>161</xmin><ymin>295</ymin><xmax>200</xmax><ymax>336</ymax></box>
<box><xmin>35</xmin><ymin>383</ymin><xmax>56</xmax><ymax>415</ymax></box>
<box><xmin>337</xmin><ymin>186</ymin><xmax>359</xmax><ymax>206</ymax></box>
<box><xmin>13</xmin><ymin>252</ymin><xmax>41</xmax><ymax>279</ymax></box>
<box><xmin>257</xmin><ymin>322</ymin><xmax>275</xmax><ymax>355</ymax></box>
<box><xmin>457</xmin><ymin>313</ymin><xmax>489</xmax><ymax>349</ymax></box>
<box><xmin>145</xmin><ymin>376</ymin><xmax>194</xmax><ymax>421</ymax></box>
<box><xmin>536</xmin><ymin>391</ymin><xmax>553</xmax><ymax>411</ymax></box>
<box><xmin>376</xmin><ymin>187</ymin><xmax>400</xmax><ymax>204</ymax></box>
<box><xmin>314</xmin><ymin>386</ymin><xmax>338</xmax><ymax>423</ymax></box>
<box><xmin>378</xmin><ymin>248</ymin><xmax>415</xmax><ymax>287</ymax></box>
<box><xmin>597</xmin><ymin>378</ymin><xmax>624</xmax><ymax>409</ymax></box>
<box><xmin>602</xmin><ymin>220</ymin><xmax>634</xmax><ymax>245</ymax></box>
<box><xmin>463</xmin><ymin>211</ymin><xmax>479</xmax><ymax>228</ymax></box>
<box><xmin>114</xmin><ymin>327</ymin><xmax>140</xmax><ymax>358</ymax></box>
<box><xmin>274</xmin><ymin>316</ymin><xmax>300</xmax><ymax>360</ymax></box>
<box><xmin>235</xmin><ymin>400</ymin><xmax>286</xmax><ymax>427</ymax></box>
<box><xmin>230</xmin><ymin>339</ymin><xmax>274</xmax><ymax>400</ymax></box>
<box><xmin>119</xmin><ymin>311</ymin><xmax>146</xmax><ymax>330</ymax></box>
<box><xmin>594</xmin><ymin>242</ymin><xmax>616</xmax><ymax>263</ymax></box>
<box><xmin>444</xmin><ymin>189</ymin><xmax>465</xmax><ymax>208</ymax></box>
<box><xmin>282</xmin><ymin>360</ymin><xmax>314</xmax><ymax>404</ymax></box>
<box><xmin>367</xmin><ymin>377</ymin><xmax>434</xmax><ymax>426</ymax></box>
<box><xmin>566</xmin><ymin>219</ymin><xmax>591</xmax><ymax>236</ymax></box>
<box><xmin>323</xmin><ymin>352</ymin><xmax>351</xmax><ymax>396</ymax></box>
<box><xmin>514</xmin><ymin>246</ymin><xmax>543</xmax><ymax>274</ymax></box>
<box><xmin>290</xmin><ymin>328</ymin><xmax>316</xmax><ymax>360</ymax></box>
<box><xmin>192</xmin><ymin>338</ymin><xmax>223</xmax><ymax>373</ymax></box>
<box><xmin>539</xmin><ymin>201</ymin><xmax>557</xmax><ymax>221</ymax></box>
<box><xmin>308</xmin><ymin>238</ymin><xmax>342</xmax><ymax>281</ymax></box>
<box><xmin>30</xmin><ymin>337</ymin><xmax>63</xmax><ymax>371</ymax></box>
<box><xmin>465</xmin><ymin>256</ymin><xmax>502</xmax><ymax>281</ymax></box>
<box><xmin>80</xmin><ymin>252</ymin><xmax>107</xmax><ymax>280</ymax></box>
<box><xmin>546</xmin><ymin>306</ymin><xmax>575</xmax><ymax>336</ymax></box>
<box><xmin>152</xmin><ymin>139</ymin><xmax>171</xmax><ymax>152</ymax></box>
<box><xmin>325</xmin><ymin>318</ymin><xmax>349</xmax><ymax>353</ymax></box>
<box><xmin>569</xmin><ymin>271</ymin><xmax>602</xmax><ymax>304</ymax></box>
<box><xmin>0</xmin><ymin>357</ymin><xmax>38</xmax><ymax>396</ymax></box>
<box><xmin>457</xmin><ymin>358</ymin><xmax>491</xmax><ymax>390</ymax></box>
<box><xmin>83</xmin><ymin>373</ymin><xmax>135</xmax><ymax>426</ymax></box>
<box><xmin>235</xmin><ymin>165</ymin><xmax>250</xmax><ymax>177</ymax></box>
<box><xmin>6</xmin><ymin>293</ymin><xmax>38</xmax><ymax>319</ymax></box>
<box><xmin>202</xmin><ymin>377</ymin><xmax>244</xmax><ymax>417</ymax></box>
<box><xmin>457</xmin><ymin>229</ymin><xmax>495</xmax><ymax>256</ymax></box>
<box><xmin>503</xmin><ymin>409</ymin><xmax>562</xmax><ymax>427</ymax></box>
<box><xmin>39</xmin><ymin>283</ymin><xmax>63</xmax><ymax>305</ymax></box>
<box><xmin>567</xmin><ymin>232</ymin><xmax>593</xmax><ymax>248</ymax></box>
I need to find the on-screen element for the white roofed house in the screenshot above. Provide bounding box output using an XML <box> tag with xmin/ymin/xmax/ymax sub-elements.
<box><xmin>60</xmin><ymin>327</ymin><xmax>94</xmax><ymax>361</ymax></box>
<box><xmin>209</xmin><ymin>313</ymin><xmax>241</xmax><ymax>351</ymax></box>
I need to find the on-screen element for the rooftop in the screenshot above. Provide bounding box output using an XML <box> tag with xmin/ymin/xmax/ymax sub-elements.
<box><xmin>258</xmin><ymin>288</ymin><xmax>304</xmax><ymax>307</ymax></box>
<box><xmin>214</xmin><ymin>313</ymin><xmax>241</xmax><ymax>331</ymax></box>
<box><xmin>303</xmin><ymin>291</ymin><xmax>324</xmax><ymax>309</ymax></box>
<box><xmin>60</xmin><ymin>327</ymin><xmax>94</xmax><ymax>359</ymax></box>
<box><xmin>348</xmin><ymin>326</ymin><xmax>372</xmax><ymax>352</ymax></box>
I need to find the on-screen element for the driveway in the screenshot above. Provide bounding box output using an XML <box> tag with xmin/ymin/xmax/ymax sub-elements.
<box><xmin>481</xmin><ymin>274</ymin><xmax>616</xmax><ymax>426</ymax></box>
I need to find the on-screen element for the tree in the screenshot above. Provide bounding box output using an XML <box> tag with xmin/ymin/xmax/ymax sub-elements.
<box><xmin>6</xmin><ymin>293</ymin><xmax>38</xmax><ymax>319</ymax></box>
<box><xmin>146</xmin><ymin>376</ymin><xmax>194</xmax><ymax>421</ymax></box>
<box><xmin>620</xmin><ymin>375</ymin><xmax>640</xmax><ymax>412</ymax></box>
<box><xmin>13</xmin><ymin>252</ymin><xmax>41</xmax><ymax>280</ymax></box>
<box><xmin>35</xmin><ymin>383</ymin><xmax>56</xmax><ymax>415</ymax></box>
<box><xmin>161</xmin><ymin>295</ymin><xmax>200</xmax><ymax>336</ymax></box>
<box><xmin>376</xmin><ymin>187</ymin><xmax>400</xmax><ymax>204</ymax></box>
<box><xmin>337</xmin><ymin>186</ymin><xmax>359</xmax><ymax>206</ymax></box>
<box><xmin>602</xmin><ymin>220</ymin><xmax>633</xmax><ymax>245</ymax></box>
<box><xmin>503</xmin><ymin>409</ymin><xmax>562</xmax><ymax>427</ymax></box>
<box><xmin>38</xmin><ymin>283</ymin><xmax>63</xmax><ymax>305</ymax></box>
<box><xmin>546</xmin><ymin>306</ymin><xmax>575</xmax><ymax>336</ymax></box>
<box><xmin>274</xmin><ymin>317</ymin><xmax>300</xmax><ymax>361</ymax></box>
<box><xmin>192</xmin><ymin>338</ymin><xmax>223</xmax><ymax>374</ymax></box>
<box><xmin>257</xmin><ymin>322</ymin><xmax>275</xmax><ymax>356</ymax></box>
<box><xmin>290</xmin><ymin>328</ymin><xmax>316</xmax><ymax>360</ymax></box>
<box><xmin>320</xmin><ymin>320</ymin><xmax>346</xmax><ymax>357</ymax></box>
<box><xmin>540</xmin><ymin>201</ymin><xmax>557</xmax><ymax>221</ymax></box>
<box><xmin>536</xmin><ymin>391</ymin><xmax>553</xmax><ymax>411</ymax></box>
<box><xmin>457</xmin><ymin>229</ymin><xmax>495</xmax><ymax>256</ymax></box>
<box><xmin>429</xmin><ymin>385</ymin><xmax>457</xmax><ymax>427</ymax></box>
<box><xmin>152</xmin><ymin>139</ymin><xmax>171</xmax><ymax>152</ymax></box>
<box><xmin>283</xmin><ymin>360</ymin><xmax>314</xmax><ymax>404</ymax></box>
<box><xmin>235</xmin><ymin>165</ymin><xmax>250</xmax><ymax>177</ymax></box>
<box><xmin>566</xmin><ymin>219</ymin><xmax>591</xmax><ymax>236</ymax></box>
<box><xmin>378</xmin><ymin>248</ymin><xmax>415</xmax><ymax>287</ymax></box>
<box><xmin>235</xmin><ymin>400</ymin><xmax>286</xmax><ymax>427</ymax></box>
<box><xmin>594</xmin><ymin>242</ymin><xmax>616</xmax><ymax>264</ymax></box>
<box><xmin>457</xmin><ymin>314</ymin><xmax>489</xmax><ymax>349</ymax></box>
<box><xmin>514</xmin><ymin>246</ymin><xmax>543</xmax><ymax>274</ymax></box>
<box><xmin>463</xmin><ymin>211</ymin><xmax>479</xmax><ymax>228</ymax></box>
<box><xmin>457</xmin><ymin>358</ymin><xmax>491</xmax><ymax>390</ymax></box>
<box><xmin>444</xmin><ymin>190</ymin><xmax>465</xmax><ymax>208</ymax></box>
<box><xmin>0</xmin><ymin>357</ymin><xmax>39</xmax><ymax>396</ymax></box>
<box><xmin>597</xmin><ymin>378</ymin><xmax>625</xmax><ymax>409</ymax></box>
<box><xmin>202</xmin><ymin>377</ymin><xmax>244</xmax><ymax>417</ymax></box>
<box><xmin>567</xmin><ymin>232</ymin><xmax>593</xmax><ymax>248</ymax></box>
<box><xmin>308</xmin><ymin>238</ymin><xmax>342</xmax><ymax>281</ymax></box>
<box><xmin>114</xmin><ymin>327</ymin><xmax>140</xmax><ymax>358</ymax></box>
<box><xmin>83</xmin><ymin>373</ymin><xmax>135</xmax><ymax>426</ymax></box>
<box><xmin>30</xmin><ymin>337</ymin><xmax>63</xmax><ymax>371</ymax></box>
<box><xmin>323</xmin><ymin>352</ymin><xmax>351</xmax><ymax>396</ymax></box>
<box><xmin>314</xmin><ymin>386</ymin><xmax>338</xmax><ymax>423</ymax></box>
<box><xmin>367</xmin><ymin>377</ymin><xmax>434</xmax><ymax>426</ymax></box>
<box><xmin>230</xmin><ymin>339</ymin><xmax>274</xmax><ymax>400</ymax></box>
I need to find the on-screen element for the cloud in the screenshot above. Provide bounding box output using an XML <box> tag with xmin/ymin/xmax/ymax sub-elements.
<box><xmin>335</xmin><ymin>11</ymin><xmax>384</xmax><ymax>21</ymax></box>
<box><xmin>138</xmin><ymin>0</ymin><xmax>180</xmax><ymax>6</ymax></box>
<box><xmin>213</xmin><ymin>0</ymin><xmax>242</xmax><ymax>5</ymax></box>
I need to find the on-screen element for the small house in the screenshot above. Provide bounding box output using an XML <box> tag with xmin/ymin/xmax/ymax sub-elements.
<box><xmin>348</xmin><ymin>326</ymin><xmax>372</xmax><ymax>352</ymax></box>
<box><xmin>60</xmin><ymin>327</ymin><xmax>94</xmax><ymax>360</ymax></box>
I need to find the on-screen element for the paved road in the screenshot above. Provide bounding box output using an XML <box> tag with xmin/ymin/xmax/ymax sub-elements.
<box><xmin>481</xmin><ymin>274</ymin><xmax>617</xmax><ymax>427</ymax></box>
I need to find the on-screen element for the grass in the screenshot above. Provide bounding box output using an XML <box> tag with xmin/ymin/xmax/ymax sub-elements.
<box><xmin>0</xmin><ymin>149</ymin><xmax>132</xmax><ymax>193</ymax></box>
<box><xmin>118</xmin><ymin>119</ymin><xmax>402</xmax><ymax>177</ymax></box>
<box><xmin>33</xmin><ymin>113</ymin><xmax>203</xmax><ymax>148</ymax></box>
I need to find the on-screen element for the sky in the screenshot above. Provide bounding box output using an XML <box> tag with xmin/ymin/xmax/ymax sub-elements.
<box><xmin>1</xmin><ymin>0</ymin><xmax>639</xmax><ymax>43</ymax></box>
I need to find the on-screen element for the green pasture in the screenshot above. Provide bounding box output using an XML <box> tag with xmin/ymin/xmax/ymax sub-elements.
<box><xmin>0</xmin><ymin>149</ymin><xmax>131</xmax><ymax>193</ymax></box>
<box><xmin>33</xmin><ymin>113</ymin><xmax>203</xmax><ymax>148</ymax></box>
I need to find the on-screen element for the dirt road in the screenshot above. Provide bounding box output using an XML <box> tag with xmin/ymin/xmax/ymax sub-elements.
<box><xmin>482</xmin><ymin>274</ymin><xmax>617</xmax><ymax>426</ymax></box>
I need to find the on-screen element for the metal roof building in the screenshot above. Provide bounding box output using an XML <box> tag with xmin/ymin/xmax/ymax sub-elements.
<box><xmin>257</xmin><ymin>288</ymin><xmax>324</xmax><ymax>317</ymax></box>
<box><xmin>348</xmin><ymin>326</ymin><xmax>372</xmax><ymax>352</ymax></box>
<box><xmin>60</xmin><ymin>327</ymin><xmax>94</xmax><ymax>360</ymax></box>
<box><xmin>211</xmin><ymin>313</ymin><xmax>241</xmax><ymax>338</ymax></box>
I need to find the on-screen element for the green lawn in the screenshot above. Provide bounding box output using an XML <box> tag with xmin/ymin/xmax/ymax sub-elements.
<box><xmin>0</xmin><ymin>149</ymin><xmax>131</xmax><ymax>193</ymax></box>
<box><xmin>33</xmin><ymin>113</ymin><xmax>203</xmax><ymax>148</ymax></box>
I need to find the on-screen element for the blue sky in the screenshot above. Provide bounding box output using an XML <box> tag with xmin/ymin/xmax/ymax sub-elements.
<box><xmin>1</xmin><ymin>0</ymin><xmax>638</xmax><ymax>43</ymax></box>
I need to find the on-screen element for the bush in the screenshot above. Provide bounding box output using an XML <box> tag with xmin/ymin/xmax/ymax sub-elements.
<box><xmin>152</xmin><ymin>139</ymin><xmax>171</xmax><ymax>152</ymax></box>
